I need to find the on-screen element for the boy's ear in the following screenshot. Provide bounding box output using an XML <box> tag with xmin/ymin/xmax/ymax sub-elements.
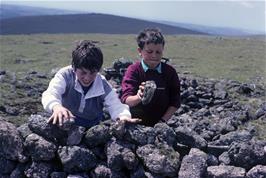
<box><xmin>137</xmin><ymin>47</ymin><xmax>142</xmax><ymax>56</ymax></box>
<box><xmin>72</xmin><ymin>66</ymin><xmax>77</xmax><ymax>71</ymax></box>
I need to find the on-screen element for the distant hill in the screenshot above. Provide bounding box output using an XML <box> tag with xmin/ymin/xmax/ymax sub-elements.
<box><xmin>157</xmin><ymin>21</ymin><xmax>265</xmax><ymax>36</ymax></box>
<box><xmin>1</xmin><ymin>4</ymin><xmax>264</xmax><ymax>36</ymax></box>
<box><xmin>0</xmin><ymin>4</ymin><xmax>81</xmax><ymax>19</ymax></box>
<box><xmin>0</xmin><ymin>13</ymin><xmax>206</xmax><ymax>35</ymax></box>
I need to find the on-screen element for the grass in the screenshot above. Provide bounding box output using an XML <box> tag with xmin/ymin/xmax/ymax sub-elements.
<box><xmin>0</xmin><ymin>34</ymin><xmax>139</xmax><ymax>73</ymax></box>
<box><xmin>167</xmin><ymin>35</ymin><xmax>266</xmax><ymax>83</ymax></box>
<box><xmin>248</xmin><ymin>119</ymin><xmax>266</xmax><ymax>140</ymax></box>
<box><xmin>1</xmin><ymin>34</ymin><xmax>265</xmax><ymax>84</ymax></box>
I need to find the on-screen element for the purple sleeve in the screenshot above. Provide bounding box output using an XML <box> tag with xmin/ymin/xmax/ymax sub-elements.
<box><xmin>168</xmin><ymin>67</ymin><xmax>181</xmax><ymax>108</ymax></box>
<box><xmin>120</xmin><ymin>63</ymin><xmax>141</xmax><ymax>103</ymax></box>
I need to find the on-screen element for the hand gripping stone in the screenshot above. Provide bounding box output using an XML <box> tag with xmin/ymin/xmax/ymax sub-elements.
<box><xmin>142</xmin><ymin>80</ymin><xmax>157</xmax><ymax>105</ymax></box>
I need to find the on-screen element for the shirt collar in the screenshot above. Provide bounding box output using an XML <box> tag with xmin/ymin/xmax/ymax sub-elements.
<box><xmin>141</xmin><ymin>59</ymin><xmax>162</xmax><ymax>73</ymax></box>
<box><xmin>74</xmin><ymin>73</ymin><xmax>105</xmax><ymax>98</ymax></box>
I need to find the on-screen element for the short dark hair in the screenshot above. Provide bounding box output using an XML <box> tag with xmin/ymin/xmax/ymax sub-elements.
<box><xmin>136</xmin><ymin>28</ymin><xmax>165</xmax><ymax>49</ymax></box>
<box><xmin>72</xmin><ymin>40</ymin><xmax>103</xmax><ymax>72</ymax></box>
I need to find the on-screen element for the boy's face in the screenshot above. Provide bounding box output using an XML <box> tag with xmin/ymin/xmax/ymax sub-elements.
<box><xmin>138</xmin><ymin>43</ymin><xmax>164</xmax><ymax>69</ymax></box>
<box><xmin>75</xmin><ymin>68</ymin><xmax>98</xmax><ymax>87</ymax></box>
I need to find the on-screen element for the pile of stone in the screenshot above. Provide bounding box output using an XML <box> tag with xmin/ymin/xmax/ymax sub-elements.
<box><xmin>0</xmin><ymin>111</ymin><xmax>265</xmax><ymax>178</ymax></box>
<box><xmin>1</xmin><ymin>59</ymin><xmax>266</xmax><ymax>177</ymax></box>
<box><xmin>104</xmin><ymin>57</ymin><xmax>169</xmax><ymax>83</ymax></box>
<box><xmin>103</xmin><ymin>57</ymin><xmax>133</xmax><ymax>83</ymax></box>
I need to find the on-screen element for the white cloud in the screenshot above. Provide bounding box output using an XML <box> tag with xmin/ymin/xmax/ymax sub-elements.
<box><xmin>225</xmin><ymin>0</ymin><xmax>260</xmax><ymax>8</ymax></box>
<box><xmin>239</xmin><ymin>1</ymin><xmax>254</xmax><ymax>8</ymax></box>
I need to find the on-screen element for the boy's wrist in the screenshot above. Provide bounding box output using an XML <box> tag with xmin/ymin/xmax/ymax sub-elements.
<box><xmin>136</xmin><ymin>93</ymin><xmax>142</xmax><ymax>100</ymax></box>
<box><xmin>160</xmin><ymin>118</ymin><xmax>167</xmax><ymax>123</ymax></box>
<box><xmin>52</xmin><ymin>104</ymin><xmax>63</xmax><ymax>111</ymax></box>
<box><xmin>49</xmin><ymin>102</ymin><xmax>61</xmax><ymax>112</ymax></box>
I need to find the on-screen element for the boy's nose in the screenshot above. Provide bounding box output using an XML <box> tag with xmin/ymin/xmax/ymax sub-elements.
<box><xmin>152</xmin><ymin>52</ymin><xmax>157</xmax><ymax>57</ymax></box>
<box><xmin>83</xmin><ymin>75</ymin><xmax>91</xmax><ymax>81</ymax></box>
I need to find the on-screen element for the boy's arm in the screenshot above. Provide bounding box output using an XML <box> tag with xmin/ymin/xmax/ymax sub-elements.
<box><xmin>42</xmin><ymin>72</ymin><xmax>75</xmax><ymax>126</ymax></box>
<box><xmin>42</xmin><ymin>72</ymin><xmax>67</xmax><ymax>113</ymax></box>
<box><xmin>168</xmin><ymin>68</ymin><xmax>181</xmax><ymax>109</ymax></box>
<box><xmin>124</xmin><ymin>82</ymin><xmax>144</xmax><ymax>107</ymax></box>
<box><xmin>121</xmin><ymin>65</ymin><xmax>143</xmax><ymax>107</ymax></box>
<box><xmin>161</xmin><ymin>66</ymin><xmax>180</xmax><ymax>122</ymax></box>
<box><xmin>161</xmin><ymin>106</ymin><xmax>178</xmax><ymax>122</ymax></box>
<box><xmin>104</xmin><ymin>89</ymin><xmax>141</xmax><ymax>123</ymax></box>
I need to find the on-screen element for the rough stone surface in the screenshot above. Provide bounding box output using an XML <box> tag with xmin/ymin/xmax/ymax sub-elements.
<box><xmin>178</xmin><ymin>148</ymin><xmax>208</xmax><ymax>178</ymax></box>
<box><xmin>207</xmin><ymin>165</ymin><xmax>246</xmax><ymax>178</ymax></box>
<box><xmin>0</xmin><ymin>61</ymin><xmax>265</xmax><ymax>177</ymax></box>
<box><xmin>246</xmin><ymin>165</ymin><xmax>266</xmax><ymax>178</ymax></box>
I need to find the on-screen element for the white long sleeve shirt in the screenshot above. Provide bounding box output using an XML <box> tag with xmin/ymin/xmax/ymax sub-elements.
<box><xmin>42</xmin><ymin>66</ymin><xmax>131</xmax><ymax>123</ymax></box>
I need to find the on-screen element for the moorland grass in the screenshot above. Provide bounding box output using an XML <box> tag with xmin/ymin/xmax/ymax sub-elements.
<box><xmin>1</xmin><ymin>34</ymin><xmax>265</xmax><ymax>84</ymax></box>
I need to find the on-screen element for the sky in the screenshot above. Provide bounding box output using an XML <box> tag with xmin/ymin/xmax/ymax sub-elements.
<box><xmin>2</xmin><ymin>0</ymin><xmax>266</xmax><ymax>33</ymax></box>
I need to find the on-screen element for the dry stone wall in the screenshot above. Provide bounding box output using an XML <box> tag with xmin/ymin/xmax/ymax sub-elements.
<box><xmin>0</xmin><ymin>59</ymin><xmax>266</xmax><ymax>178</ymax></box>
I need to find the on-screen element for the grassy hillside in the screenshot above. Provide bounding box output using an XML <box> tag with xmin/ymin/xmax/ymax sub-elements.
<box><xmin>0</xmin><ymin>13</ymin><xmax>205</xmax><ymax>35</ymax></box>
<box><xmin>1</xmin><ymin>34</ymin><xmax>265</xmax><ymax>83</ymax></box>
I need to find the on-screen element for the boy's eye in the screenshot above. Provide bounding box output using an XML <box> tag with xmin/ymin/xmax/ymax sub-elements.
<box><xmin>89</xmin><ymin>71</ymin><xmax>98</xmax><ymax>76</ymax></box>
<box><xmin>80</xmin><ymin>71</ymin><xmax>87</xmax><ymax>75</ymax></box>
<box><xmin>90</xmin><ymin>70</ymin><xmax>98</xmax><ymax>75</ymax></box>
<box><xmin>145</xmin><ymin>50</ymin><xmax>161</xmax><ymax>55</ymax></box>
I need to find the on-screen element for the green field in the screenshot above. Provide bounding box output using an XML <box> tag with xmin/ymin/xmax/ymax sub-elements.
<box><xmin>1</xmin><ymin>34</ymin><xmax>265</xmax><ymax>83</ymax></box>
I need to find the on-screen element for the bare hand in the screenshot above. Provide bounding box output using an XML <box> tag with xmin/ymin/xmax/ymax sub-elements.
<box><xmin>47</xmin><ymin>105</ymin><xmax>75</xmax><ymax>126</ymax></box>
<box><xmin>118</xmin><ymin>116</ymin><xmax>142</xmax><ymax>123</ymax></box>
<box><xmin>137</xmin><ymin>82</ymin><xmax>145</xmax><ymax>99</ymax></box>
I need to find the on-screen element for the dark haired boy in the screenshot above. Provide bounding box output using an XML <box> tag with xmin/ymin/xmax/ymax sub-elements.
<box><xmin>42</xmin><ymin>40</ymin><xmax>140</xmax><ymax>128</ymax></box>
<box><xmin>121</xmin><ymin>28</ymin><xmax>181</xmax><ymax>126</ymax></box>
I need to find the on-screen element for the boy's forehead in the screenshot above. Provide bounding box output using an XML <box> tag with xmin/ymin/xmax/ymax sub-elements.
<box><xmin>144</xmin><ymin>43</ymin><xmax>164</xmax><ymax>49</ymax></box>
<box><xmin>77</xmin><ymin>67</ymin><xmax>97</xmax><ymax>73</ymax></box>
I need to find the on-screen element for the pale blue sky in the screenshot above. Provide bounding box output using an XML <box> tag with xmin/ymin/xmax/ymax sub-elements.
<box><xmin>2</xmin><ymin>0</ymin><xmax>266</xmax><ymax>33</ymax></box>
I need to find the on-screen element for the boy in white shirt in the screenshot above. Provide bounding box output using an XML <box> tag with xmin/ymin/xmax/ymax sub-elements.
<box><xmin>42</xmin><ymin>40</ymin><xmax>140</xmax><ymax>128</ymax></box>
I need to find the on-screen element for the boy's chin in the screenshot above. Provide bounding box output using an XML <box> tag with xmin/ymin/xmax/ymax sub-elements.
<box><xmin>80</xmin><ymin>81</ymin><xmax>92</xmax><ymax>87</ymax></box>
<box><xmin>147</xmin><ymin>61</ymin><xmax>161</xmax><ymax>68</ymax></box>
<box><xmin>83</xmin><ymin>84</ymin><xmax>92</xmax><ymax>87</ymax></box>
